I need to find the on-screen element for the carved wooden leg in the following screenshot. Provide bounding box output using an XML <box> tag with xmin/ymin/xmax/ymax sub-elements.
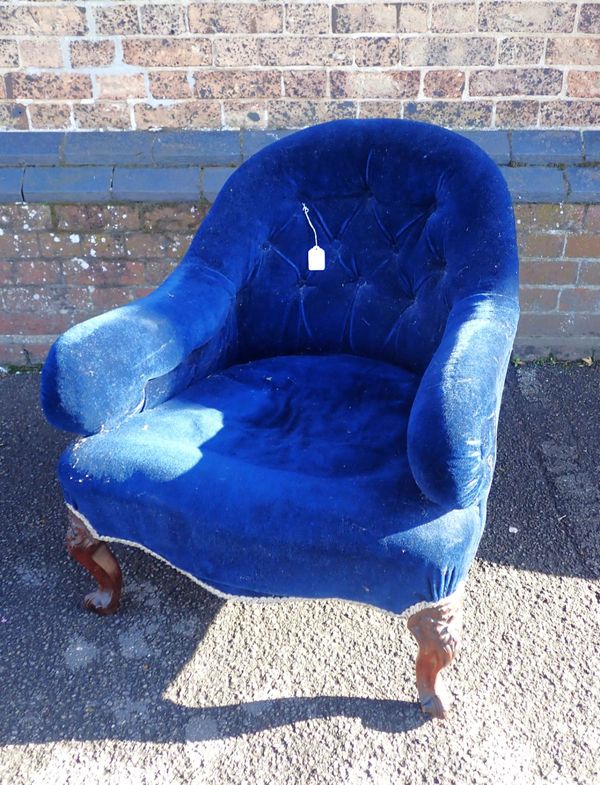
<box><xmin>407</xmin><ymin>592</ymin><xmax>464</xmax><ymax>720</ymax></box>
<box><xmin>65</xmin><ymin>508</ymin><xmax>122</xmax><ymax>616</ymax></box>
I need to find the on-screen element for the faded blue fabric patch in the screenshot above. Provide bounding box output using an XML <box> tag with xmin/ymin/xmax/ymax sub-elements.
<box><xmin>41</xmin><ymin>119</ymin><xmax>519</xmax><ymax>614</ymax></box>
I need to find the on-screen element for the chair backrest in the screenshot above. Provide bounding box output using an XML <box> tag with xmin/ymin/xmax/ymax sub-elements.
<box><xmin>187</xmin><ymin>119</ymin><xmax>519</xmax><ymax>373</ymax></box>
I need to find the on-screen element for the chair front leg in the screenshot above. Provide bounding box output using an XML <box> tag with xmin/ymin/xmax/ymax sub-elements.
<box><xmin>407</xmin><ymin>592</ymin><xmax>464</xmax><ymax>719</ymax></box>
<box><xmin>65</xmin><ymin>508</ymin><xmax>122</xmax><ymax>616</ymax></box>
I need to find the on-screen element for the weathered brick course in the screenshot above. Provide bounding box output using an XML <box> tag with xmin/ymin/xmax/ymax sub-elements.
<box><xmin>0</xmin><ymin>1</ymin><xmax>596</xmax><ymax>132</ymax></box>
<box><xmin>0</xmin><ymin>198</ymin><xmax>597</xmax><ymax>365</ymax></box>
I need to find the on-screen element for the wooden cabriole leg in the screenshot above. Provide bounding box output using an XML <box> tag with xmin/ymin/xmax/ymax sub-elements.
<box><xmin>406</xmin><ymin>591</ymin><xmax>464</xmax><ymax>720</ymax></box>
<box><xmin>65</xmin><ymin>507</ymin><xmax>123</xmax><ymax>616</ymax></box>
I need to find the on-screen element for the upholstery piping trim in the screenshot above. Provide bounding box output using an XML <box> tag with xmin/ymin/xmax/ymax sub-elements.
<box><xmin>66</xmin><ymin>503</ymin><xmax>466</xmax><ymax>620</ymax></box>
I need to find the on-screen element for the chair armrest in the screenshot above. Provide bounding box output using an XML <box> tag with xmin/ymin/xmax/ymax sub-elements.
<box><xmin>41</xmin><ymin>264</ymin><xmax>235</xmax><ymax>435</ymax></box>
<box><xmin>407</xmin><ymin>293</ymin><xmax>519</xmax><ymax>509</ymax></box>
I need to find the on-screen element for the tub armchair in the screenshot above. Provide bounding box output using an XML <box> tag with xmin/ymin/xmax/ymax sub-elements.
<box><xmin>41</xmin><ymin>119</ymin><xmax>519</xmax><ymax>719</ymax></box>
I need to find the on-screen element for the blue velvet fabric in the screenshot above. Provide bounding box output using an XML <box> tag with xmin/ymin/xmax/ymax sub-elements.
<box><xmin>41</xmin><ymin>119</ymin><xmax>519</xmax><ymax>615</ymax></box>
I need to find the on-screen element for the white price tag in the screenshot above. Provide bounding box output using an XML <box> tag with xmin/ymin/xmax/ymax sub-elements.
<box><xmin>308</xmin><ymin>245</ymin><xmax>325</xmax><ymax>271</ymax></box>
<box><xmin>302</xmin><ymin>203</ymin><xmax>326</xmax><ymax>272</ymax></box>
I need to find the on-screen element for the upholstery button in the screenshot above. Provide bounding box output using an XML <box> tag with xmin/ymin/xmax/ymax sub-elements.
<box><xmin>261</xmin><ymin>241</ymin><xmax>271</xmax><ymax>252</ymax></box>
<box><xmin>331</xmin><ymin>238</ymin><xmax>341</xmax><ymax>251</ymax></box>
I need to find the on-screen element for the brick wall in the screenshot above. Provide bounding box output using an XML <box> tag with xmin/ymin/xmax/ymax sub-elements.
<box><xmin>0</xmin><ymin>127</ymin><xmax>599</xmax><ymax>365</ymax></box>
<box><xmin>1</xmin><ymin>199</ymin><xmax>598</xmax><ymax>365</ymax></box>
<box><xmin>0</xmin><ymin>1</ymin><xmax>598</xmax><ymax>132</ymax></box>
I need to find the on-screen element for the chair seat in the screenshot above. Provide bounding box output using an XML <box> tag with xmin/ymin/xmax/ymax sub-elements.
<box><xmin>60</xmin><ymin>354</ymin><xmax>481</xmax><ymax>614</ymax></box>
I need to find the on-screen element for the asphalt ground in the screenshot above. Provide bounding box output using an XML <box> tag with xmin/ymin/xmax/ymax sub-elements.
<box><xmin>0</xmin><ymin>364</ymin><xmax>598</xmax><ymax>785</ymax></box>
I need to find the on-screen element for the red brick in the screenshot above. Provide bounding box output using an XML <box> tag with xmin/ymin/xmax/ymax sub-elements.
<box><xmin>403</xmin><ymin>100</ymin><xmax>494</xmax><ymax>127</ymax></box>
<box><xmin>546</xmin><ymin>37</ymin><xmax>600</xmax><ymax>65</ymax></box>
<box><xmin>0</xmin><ymin>204</ymin><xmax>53</xmax><ymax>230</ymax></box>
<box><xmin>355</xmin><ymin>37</ymin><xmax>399</xmax><ymax>67</ymax></box>
<box><xmin>214</xmin><ymin>37</ymin><xmax>260</xmax><ymax>67</ymax></box>
<box><xmin>330</xmin><ymin>70</ymin><xmax>420</xmax><ymax>99</ymax></box>
<box><xmin>559</xmin><ymin>288</ymin><xmax>600</xmax><ymax>312</ymax></box>
<box><xmin>520</xmin><ymin>260</ymin><xmax>578</xmax><ymax>285</ymax></box>
<box><xmin>124</xmin><ymin>38</ymin><xmax>212</xmax><ymax>67</ymax></box>
<box><xmin>397</xmin><ymin>4</ymin><xmax>429</xmax><ymax>33</ymax></box>
<box><xmin>28</xmin><ymin>103</ymin><xmax>71</xmax><ymax>130</ymax></box>
<box><xmin>479</xmin><ymin>2</ymin><xmax>577</xmax><ymax>33</ymax></box>
<box><xmin>0</xmin><ymin>104</ymin><xmax>27</xmax><ymax>130</ymax></box>
<box><xmin>97</xmin><ymin>74</ymin><xmax>146</xmax><ymax>100</ymax></box>
<box><xmin>37</xmin><ymin>233</ymin><xmax>83</xmax><ymax>259</ymax></box>
<box><xmin>0</xmin><ymin>341</ymin><xmax>53</xmax><ymax>365</ymax></box>
<box><xmin>70</xmin><ymin>40</ymin><xmax>115</xmax><ymax>68</ymax></box>
<box><xmin>332</xmin><ymin>3</ymin><xmax>396</xmax><ymax>33</ymax></box>
<box><xmin>498</xmin><ymin>37</ymin><xmax>545</xmax><ymax>65</ymax></box>
<box><xmin>585</xmin><ymin>206</ymin><xmax>600</xmax><ymax>232</ymax></box>
<box><xmin>145</xmin><ymin>260</ymin><xmax>179</xmax><ymax>285</ymax></box>
<box><xmin>578</xmin><ymin>262</ymin><xmax>600</xmax><ymax>285</ymax></box>
<box><xmin>518</xmin><ymin>312</ymin><xmax>600</xmax><ymax>337</ymax></box>
<box><xmin>401</xmin><ymin>36</ymin><xmax>496</xmax><ymax>66</ymax></box>
<box><xmin>567</xmin><ymin>71</ymin><xmax>600</xmax><ymax>98</ymax></box>
<box><xmin>0</xmin><ymin>234</ymin><xmax>39</xmax><ymax>259</ymax></box>
<box><xmin>195</xmin><ymin>70</ymin><xmax>281</xmax><ymax>99</ymax></box>
<box><xmin>431</xmin><ymin>3</ymin><xmax>477</xmax><ymax>33</ymax></box>
<box><xmin>515</xmin><ymin>204</ymin><xmax>585</xmax><ymax>232</ymax></box>
<box><xmin>223</xmin><ymin>100</ymin><xmax>267</xmax><ymax>129</ymax></box>
<box><xmin>14</xmin><ymin>261</ymin><xmax>61</xmax><ymax>285</ymax></box>
<box><xmin>259</xmin><ymin>36</ymin><xmax>353</xmax><ymax>66</ymax></box>
<box><xmin>63</xmin><ymin>286</ymin><xmax>94</xmax><ymax>312</ymax></box>
<box><xmin>125</xmin><ymin>233</ymin><xmax>180</xmax><ymax>260</ymax></box>
<box><xmin>95</xmin><ymin>5</ymin><xmax>140</xmax><ymax>35</ymax></box>
<box><xmin>140</xmin><ymin>205</ymin><xmax>205</xmax><ymax>232</ymax></box>
<box><xmin>63</xmin><ymin>259</ymin><xmax>145</xmax><ymax>286</ymax></box>
<box><xmin>423</xmin><ymin>70</ymin><xmax>465</xmax><ymax>99</ymax></box>
<box><xmin>1</xmin><ymin>285</ymin><xmax>60</xmax><ymax>313</ymax></box>
<box><xmin>189</xmin><ymin>3</ymin><xmax>282</xmax><ymax>34</ymax></box>
<box><xmin>0</xmin><ymin>262</ymin><xmax>12</xmax><ymax>285</ymax></box>
<box><xmin>0</xmin><ymin>6</ymin><xmax>86</xmax><ymax>35</ymax></box>
<box><xmin>0</xmin><ymin>311</ymin><xmax>74</xmax><ymax>335</ymax></box>
<box><xmin>579</xmin><ymin>4</ymin><xmax>600</xmax><ymax>33</ymax></box>
<box><xmin>54</xmin><ymin>205</ymin><xmax>141</xmax><ymax>233</ymax></box>
<box><xmin>149</xmin><ymin>71</ymin><xmax>193</xmax><ymax>100</ymax></box>
<box><xmin>469</xmin><ymin>68</ymin><xmax>563</xmax><ymax>97</ymax></box>
<box><xmin>266</xmin><ymin>99</ymin><xmax>357</xmax><ymax>127</ymax></box>
<box><xmin>284</xmin><ymin>70</ymin><xmax>327</xmax><ymax>98</ymax></box>
<box><xmin>0</xmin><ymin>39</ymin><xmax>19</xmax><ymax>67</ymax></box>
<box><xmin>519</xmin><ymin>233</ymin><xmax>565</xmax><ymax>258</ymax></box>
<box><xmin>565</xmin><ymin>235</ymin><xmax>600</xmax><ymax>258</ymax></box>
<box><xmin>5</xmin><ymin>73</ymin><xmax>92</xmax><ymax>100</ymax></box>
<box><xmin>73</xmin><ymin>103</ymin><xmax>131</xmax><ymax>131</ymax></box>
<box><xmin>358</xmin><ymin>100</ymin><xmax>402</xmax><ymax>119</ymax></box>
<box><xmin>79</xmin><ymin>234</ymin><xmax>127</xmax><ymax>260</ymax></box>
<box><xmin>89</xmin><ymin>287</ymin><xmax>139</xmax><ymax>310</ymax></box>
<box><xmin>140</xmin><ymin>4</ymin><xmax>186</xmax><ymax>35</ymax></box>
<box><xmin>19</xmin><ymin>39</ymin><xmax>63</xmax><ymax>68</ymax></box>
<box><xmin>134</xmin><ymin>102</ymin><xmax>221</xmax><ymax>130</ymax></box>
<box><xmin>285</xmin><ymin>4</ymin><xmax>329</xmax><ymax>34</ymax></box>
<box><xmin>539</xmin><ymin>101</ymin><xmax>600</xmax><ymax>126</ymax></box>
<box><xmin>520</xmin><ymin>287</ymin><xmax>559</xmax><ymax>312</ymax></box>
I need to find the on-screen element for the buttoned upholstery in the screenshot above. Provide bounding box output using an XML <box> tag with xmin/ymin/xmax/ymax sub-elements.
<box><xmin>41</xmin><ymin>119</ymin><xmax>519</xmax><ymax>615</ymax></box>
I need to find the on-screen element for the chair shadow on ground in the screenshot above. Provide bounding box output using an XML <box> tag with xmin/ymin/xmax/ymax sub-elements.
<box><xmin>1</xmin><ymin>374</ymin><xmax>428</xmax><ymax>745</ymax></box>
<box><xmin>1</xmin><ymin>363</ymin><xmax>595</xmax><ymax>746</ymax></box>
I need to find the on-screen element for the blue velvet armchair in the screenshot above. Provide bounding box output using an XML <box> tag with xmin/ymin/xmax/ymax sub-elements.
<box><xmin>41</xmin><ymin>119</ymin><xmax>519</xmax><ymax>719</ymax></box>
